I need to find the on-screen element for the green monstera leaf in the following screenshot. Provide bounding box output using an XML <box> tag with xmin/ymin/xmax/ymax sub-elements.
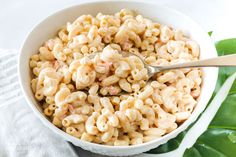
<box><xmin>146</xmin><ymin>38</ymin><xmax>236</xmax><ymax>156</ymax></box>
<box><xmin>183</xmin><ymin>38</ymin><xmax>236</xmax><ymax>157</ymax></box>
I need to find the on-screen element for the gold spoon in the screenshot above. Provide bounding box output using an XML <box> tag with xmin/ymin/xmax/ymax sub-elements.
<box><xmin>86</xmin><ymin>51</ymin><xmax>236</xmax><ymax>96</ymax></box>
<box><xmin>89</xmin><ymin>51</ymin><xmax>236</xmax><ymax>78</ymax></box>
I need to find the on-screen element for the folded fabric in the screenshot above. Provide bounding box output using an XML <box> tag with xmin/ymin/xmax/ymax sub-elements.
<box><xmin>0</xmin><ymin>49</ymin><xmax>79</xmax><ymax>157</ymax></box>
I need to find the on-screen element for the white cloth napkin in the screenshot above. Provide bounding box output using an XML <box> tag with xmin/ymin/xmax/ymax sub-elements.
<box><xmin>0</xmin><ymin>49</ymin><xmax>79</xmax><ymax>157</ymax></box>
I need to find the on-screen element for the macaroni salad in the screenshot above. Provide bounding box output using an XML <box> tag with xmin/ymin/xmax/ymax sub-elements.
<box><xmin>29</xmin><ymin>9</ymin><xmax>201</xmax><ymax>146</ymax></box>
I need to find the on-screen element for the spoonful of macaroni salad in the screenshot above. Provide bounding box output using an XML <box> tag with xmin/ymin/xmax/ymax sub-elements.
<box><xmin>83</xmin><ymin>45</ymin><xmax>236</xmax><ymax>96</ymax></box>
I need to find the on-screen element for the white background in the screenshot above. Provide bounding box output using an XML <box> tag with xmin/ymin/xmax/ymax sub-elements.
<box><xmin>0</xmin><ymin>0</ymin><xmax>236</xmax><ymax>157</ymax></box>
<box><xmin>0</xmin><ymin>0</ymin><xmax>236</xmax><ymax>49</ymax></box>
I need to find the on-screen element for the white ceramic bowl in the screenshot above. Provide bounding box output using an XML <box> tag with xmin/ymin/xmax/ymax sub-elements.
<box><xmin>18</xmin><ymin>0</ymin><xmax>218</xmax><ymax>156</ymax></box>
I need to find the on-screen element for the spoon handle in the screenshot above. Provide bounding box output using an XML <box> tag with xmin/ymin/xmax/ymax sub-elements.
<box><xmin>157</xmin><ymin>54</ymin><xmax>236</xmax><ymax>71</ymax></box>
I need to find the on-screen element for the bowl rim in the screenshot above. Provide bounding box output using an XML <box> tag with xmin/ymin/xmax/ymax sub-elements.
<box><xmin>18</xmin><ymin>0</ymin><xmax>219</xmax><ymax>151</ymax></box>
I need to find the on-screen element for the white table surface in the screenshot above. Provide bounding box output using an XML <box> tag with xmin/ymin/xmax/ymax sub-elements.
<box><xmin>0</xmin><ymin>0</ymin><xmax>236</xmax><ymax>157</ymax></box>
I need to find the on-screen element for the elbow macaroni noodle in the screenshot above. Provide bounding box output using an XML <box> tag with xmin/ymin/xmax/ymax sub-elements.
<box><xmin>30</xmin><ymin>9</ymin><xmax>202</xmax><ymax>146</ymax></box>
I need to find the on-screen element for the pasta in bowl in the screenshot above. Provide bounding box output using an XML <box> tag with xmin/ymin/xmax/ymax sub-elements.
<box><xmin>19</xmin><ymin>1</ymin><xmax>218</xmax><ymax>156</ymax></box>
